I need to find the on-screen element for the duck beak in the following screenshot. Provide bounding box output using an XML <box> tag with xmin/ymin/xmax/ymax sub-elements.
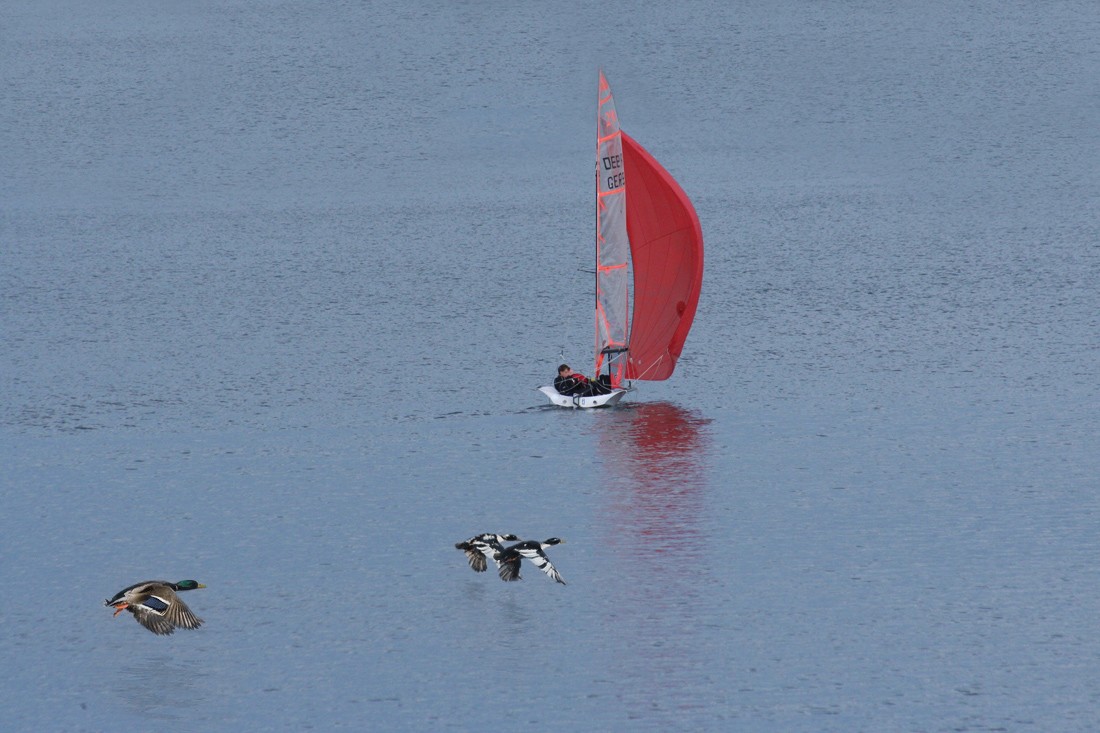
<box><xmin>197</xmin><ymin>583</ymin><xmax>207</xmax><ymax>589</ymax></box>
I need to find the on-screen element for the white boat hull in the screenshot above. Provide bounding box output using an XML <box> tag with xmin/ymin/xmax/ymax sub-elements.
<box><xmin>538</xmin><ymin>385</ymin><xmax>628</xmax><ymax>409</ymax></box>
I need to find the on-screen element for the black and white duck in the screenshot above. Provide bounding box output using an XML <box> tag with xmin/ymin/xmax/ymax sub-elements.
<box><xmin>494</xmin><ymin>538</ymin><xmax>566</xmax><ymax>584</ymax></box>
<box><xmin>454</xmin><ymin>533</ymin><xmax>521</xmax><ymax>573</ymax></box>
<box><xmin>104</xmin><ymin>579</ymin><xmax>206</xmax><ymax>635</ymax></box>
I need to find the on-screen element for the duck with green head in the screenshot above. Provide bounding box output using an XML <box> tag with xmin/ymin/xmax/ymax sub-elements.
<box><xmin>104</xmin><ymin>579</ymin><xmax>206</xmax><ymax>635</ymax></box>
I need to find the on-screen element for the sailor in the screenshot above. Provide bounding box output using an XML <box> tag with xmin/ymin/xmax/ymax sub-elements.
<box><xmin>554</xmin><ymin>364</ymin><xmax>592</xmax><ymax>396</ymax></box>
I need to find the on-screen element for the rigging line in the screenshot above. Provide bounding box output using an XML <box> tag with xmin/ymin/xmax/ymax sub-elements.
<box><xmin>630</xmin><ymin>354</ymin><xmax>671</xmax><ymax>382</ymax></box>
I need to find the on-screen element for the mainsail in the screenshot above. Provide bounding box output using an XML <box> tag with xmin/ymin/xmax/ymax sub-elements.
<box><xmin>595</xmin><ymin>71</ymin><xmax>630</xmax><ymax>386</ymax></box>
<box><xmin>594</xmin><ymin>72</ymin><xmax>703</xmax><ymax>386</ymax></box>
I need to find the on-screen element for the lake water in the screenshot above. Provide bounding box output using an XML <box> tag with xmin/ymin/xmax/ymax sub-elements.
<box><xmin>2</xmin><ymin>1</ymin><xmax>1099</xmax><ymax>730</ymax></box>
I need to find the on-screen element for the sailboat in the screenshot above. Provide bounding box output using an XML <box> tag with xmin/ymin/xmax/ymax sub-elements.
<box><xmin>539</xmin><ymin>71</ymin><xmax>704</xmax><ymax>408</ymax></box>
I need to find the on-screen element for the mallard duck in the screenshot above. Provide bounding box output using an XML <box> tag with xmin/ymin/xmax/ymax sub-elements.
<box><xmin>455</xmin><ymin>533</ymin><xmax>521</xmax><ymax>572</ymax></box>
<box><xmin>494</xmin><ymin>538</ymin><xmax>566</xmax><ymax>584</ymax></box>
<box><xmin>104</xmin><ymin>579</ymin><xmax>206</xmax><ymax>635</ymax></box>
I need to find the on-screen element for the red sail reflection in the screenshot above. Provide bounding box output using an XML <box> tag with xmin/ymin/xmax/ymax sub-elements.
<box><xmin>596</xmin><ymin>401</ymin><xmax>714</xmax><ymax>714</ymax></box>
<box><xmin>598</xmin><ymin>401</ymin><xmax>711</xmax><ymax>560</ymax></box>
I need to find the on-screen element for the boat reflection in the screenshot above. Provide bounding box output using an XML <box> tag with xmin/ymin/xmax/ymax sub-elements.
<box><xmin>595</xmin><ymin>401</ymin><xmax>716</xmax><ymax>721</ymax></box>
<box><xmin>597</xmin><ymin>401</ymin><xmax>711</xmax><ymax>551</ymax></box>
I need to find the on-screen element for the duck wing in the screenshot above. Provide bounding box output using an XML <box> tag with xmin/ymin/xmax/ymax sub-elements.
<box><xmin>516</xmin><ymin>546</ymin><xmax>566</xmax><ymax>585</ymax></box>
<box><xmin>131</xmin><ymin>606</ymin><xmax>177</xmax><ymax>635</ymax></box>
<box><xmin>130</xmin><ymin>588</ymin><xmax>203</xmax><ymax>634</ymax></box>
<box><xmin>496</xmin><ymin>553</ymin><xmax>522</xmax><ymax>582</ymax></box>
<box><xmin>456</xmin><ymin>542</ymin><xmax>489</xmax><ymax>572</ymax></box>
<box><xmin>162</xmin><ymin>597</ymin><xmax>203</xmax><ymax>630</ymax></box>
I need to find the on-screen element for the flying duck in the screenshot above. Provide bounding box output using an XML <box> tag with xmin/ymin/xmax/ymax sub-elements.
<box><xmin>455</xmin><ymin>533</ymin><xmax>521</xmax><ymax>572</ymax></box>
<box><xmin>494</xmin><ymin>538</ymin><xmax>566</xmax><ymax>584</ymax></box>
<box><xmin>104</xmin><ymin>579</ymin><xmax>206</xmax><ymax>635</ymax></box>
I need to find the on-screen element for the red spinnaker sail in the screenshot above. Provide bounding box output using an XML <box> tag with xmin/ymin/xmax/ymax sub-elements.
<box><xmin>620</xmin><ymin>132</ymin><xmax>704</xmax><ymax>381</ymax></box>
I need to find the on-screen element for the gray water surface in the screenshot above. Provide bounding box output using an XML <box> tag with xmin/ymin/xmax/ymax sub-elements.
<box><xmin>3</xmin><ymin>1</ymin><xmax>1098</xmax><ymax>730</ymax></box>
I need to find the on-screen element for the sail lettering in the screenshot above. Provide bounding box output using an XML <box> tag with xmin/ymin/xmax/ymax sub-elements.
<box><xmin>602</xmin><ymin>154</ymin><xmax>624</xmax><ymax>189</ymax></box>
